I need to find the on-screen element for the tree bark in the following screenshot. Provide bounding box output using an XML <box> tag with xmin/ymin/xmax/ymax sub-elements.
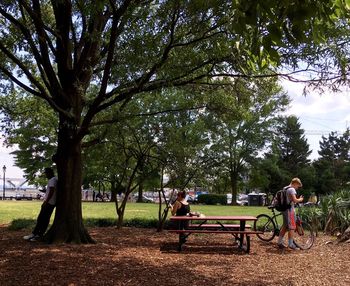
<box><xmin>110</xmin><ymin>181</ymin><xmax>117</xmax><ymax>202</ymax></box>
<box><xmin>230</xmin><ymin>170</ymin><xmax>239</xmax><ymax>206</ymax></box>
<box><xmin>137</xmin><ymin>183</ymin><xmax>143</xmax><ymax>202</ymax></box>
<box><xmin>44</xmin><ymin>116</ymin><xmax>94</xmax><ymax>243</ymax></box>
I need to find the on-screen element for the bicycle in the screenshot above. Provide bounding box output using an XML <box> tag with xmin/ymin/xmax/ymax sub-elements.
<box><xmin>253</xmin><ymin>204</ymin><xmax>315</xmax><ymax>249</ymax></box>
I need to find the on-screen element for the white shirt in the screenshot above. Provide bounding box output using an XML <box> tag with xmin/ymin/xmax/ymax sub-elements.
<box><xmin>45</xmin><ymin>176</ymin><xmax>58</xmax><ymax>205</ymax></box>
<box><xmin>286</xmin><ymin>186</ymin><xmax>297</xmax><ymax>206</ymax></box>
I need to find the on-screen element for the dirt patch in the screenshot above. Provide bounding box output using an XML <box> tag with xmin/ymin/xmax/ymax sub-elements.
<box><xmin>0</xmin><ymin>227</ymin><xmax>349</xmax><ymax>286</ymax></box>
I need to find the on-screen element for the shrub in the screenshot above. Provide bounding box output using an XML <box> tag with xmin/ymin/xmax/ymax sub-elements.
<box><xmin>84</xmin><ymin>218</ymin><xmax>116</xmax><ymax>227</ymax></box>
<box><xmin>8</xmin><ymin>219</ymin><xmax>36</xmax><ymax>230</ymax></box>
<box><xmin>8</xmin><ymin>217</ymin><xmax>160</xmax><ymax>231</ymax></box>
<box><xmin>197</xmin><ymin>194</ymin><xmax>227</xmax><ymax>205</ymax></box>
<box><xmin>123</xmin><ymin>218</ymin><xmax>158</xmax><ymax>228</ymax></box>
<box><xmin>84</xmin><ymin>217</ymin><xmax>159</xmax><ymax>228</ymax></box>
<box><xmin>303</xmin><ymin>189</ymin><xmax>350</xmax><ymax>235</ymax></box>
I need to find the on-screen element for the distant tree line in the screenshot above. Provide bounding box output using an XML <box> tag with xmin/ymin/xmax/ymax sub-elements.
<box><xmin>2</xmin><ymin>82</ymin><xmax>349</xmax><ymax>209</ymax></box>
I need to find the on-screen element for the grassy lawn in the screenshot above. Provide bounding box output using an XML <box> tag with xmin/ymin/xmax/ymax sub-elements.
<box><xmin>0</xmin><ymin>200</ymin><xmax>272</xmax><ymax>225</ymax></box>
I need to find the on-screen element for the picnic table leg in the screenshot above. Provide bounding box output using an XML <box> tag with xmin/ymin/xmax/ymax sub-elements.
<box><xmin>178</xmin><ymin>234</ymin><xmax>183</xmax><ymax>251</ymax></box>
<box><xmin>177</xmin><ymin>220</ymin><xmax>188</xmax><ymax>251</ymax></box>
<box><xmin>178</xmin><ymin>233</ymin><xmax>188</xmax><ymax>251</ymax></box>
<box><xmin>242</xmin><ymin>234</ymin><xmax>251</xmax><ymax>253</ymax></box>
<box><xmin>237</xmin><ymin>220</ymin><xmax>251</xmax><ymax>253</ymax></box>
<box><xmin>239</xmin><ymin>220</ymin><xmax>245</xmax><ymax>248</ymax></box>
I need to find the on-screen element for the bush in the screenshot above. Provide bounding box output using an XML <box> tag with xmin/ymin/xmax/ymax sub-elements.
<box><xmin>84</xmin><ymin>218</ymin><xmax>116</xmax><ymax>227</ymax></box>
<box><xmin>197</xmin><ymin>194</ymin><xmax>227</xmax><ymax>205</ymax></box>
<box><xmin>84</xmin><ymin>217</ymin><xmax>159</xmax><ymax>228</ymax></box>
<box><xmin>123</xmin><ymin>218</ymin><xmax>158</xmax><ymax>228</ymax></box>
<box><xmin>8</xmin><ymin>219</ymin><xmax>36</xmax><ymax>230</ymax></box>
<box><xmin>300</xmin><ymin>189</ymin><xmax>350</xmax><ymax>235</ymax></box>
<box><xmin>8</xmin><ymin>217</ymin><xmax>160</xmax><ymax>231</ymax></box>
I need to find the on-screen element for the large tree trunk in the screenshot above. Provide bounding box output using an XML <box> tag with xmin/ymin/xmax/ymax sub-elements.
<box><xmin>45</xmin><ymin>117</ymin><xmax>94</xmax><ymax>243</ymax></box>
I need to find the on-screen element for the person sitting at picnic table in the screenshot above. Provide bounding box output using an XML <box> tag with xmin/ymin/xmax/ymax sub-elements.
<box><xmin>169</xmin><ymin>190</ymin><xmax>191</xmax><ymax>238</ymax></box>
<box><xmin>170</xmin><ymin>190</ymin><xmax>190</xmax><ymax>216</ymax></box>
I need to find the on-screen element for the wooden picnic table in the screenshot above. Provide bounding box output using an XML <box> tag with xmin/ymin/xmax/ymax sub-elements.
<box><xmin>168</xmin><ymin>215</ymin><xmax>261</xmax><ymax>253</ymax></box>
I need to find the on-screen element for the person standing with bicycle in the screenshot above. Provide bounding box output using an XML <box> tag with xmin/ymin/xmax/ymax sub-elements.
<box><xmin>277</xmin><ymin>177</ymin><xmax>304</xmax><ymax>250</ymax></box>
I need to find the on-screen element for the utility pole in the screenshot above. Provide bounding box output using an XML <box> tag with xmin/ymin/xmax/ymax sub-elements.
<box><xmin>2</xmin><ymin>165</ymin><xmax>6</xmax><ymax>200</ymax></box>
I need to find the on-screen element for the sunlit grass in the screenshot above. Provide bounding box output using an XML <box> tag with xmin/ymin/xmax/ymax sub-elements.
<box><xmin>0</xmin><ymin>200</ymin><xmax>272</xmax><ymax>226</ymax></box>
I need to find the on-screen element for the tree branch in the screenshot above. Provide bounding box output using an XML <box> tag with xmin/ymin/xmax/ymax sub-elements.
<box><xmin>21</xmin><ymin>0</ymin><xmax>61</xmax><ymax>93</ymax></box>
<box><xmin>0</xmin><ymin>67</ymin><xmax>41</xmax><ymax>97</ymax></box>
<box><xmin>89</xmin><ymin>105</ymin><xmax>207</xmax><ymax>127</ymax></box>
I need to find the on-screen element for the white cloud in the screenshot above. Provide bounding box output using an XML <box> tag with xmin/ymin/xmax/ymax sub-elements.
<box><xmin>281</xmin><ymin>79</ymin><xmax>350</xmax><ymax>160</ymax></box>
<box><xmin>0</xmin><ymin>138</ymin><xmax>24</xmax><ymax>178</ymax></box>
<box><xmin>282</xmin><ymin>80</ymin><xmax>350</xmax><ymax>118</ymax></box>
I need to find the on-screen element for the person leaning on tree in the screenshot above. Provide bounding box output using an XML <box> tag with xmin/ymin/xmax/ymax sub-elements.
<box><xmin>23</xmin><ymin>167</ymin><xmax>58</xmax><ymax>242</ymax></box>
<box><xmin>277</xmin><ymin>177</ymin><xmax>304</xmax><ymax>250</ymax></box>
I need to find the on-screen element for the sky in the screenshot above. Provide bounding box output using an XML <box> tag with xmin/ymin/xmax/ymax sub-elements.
<box><xmin>1</xmin><ymin>80</ymin><xmax>350</xmax><ymax>178</ymax></box>
<box><xmin>282</xmin><ymin>80</ymin><xmax>350</xmax><ymax>160</ymax></box>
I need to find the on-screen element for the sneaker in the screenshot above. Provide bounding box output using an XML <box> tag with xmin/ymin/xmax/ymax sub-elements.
<box><xmin>23</xmin><ymin>233</ymin><xmax>35</xmax><ymax>240</ymax></box>
<box><xmin>288</xmin><ymin>244</ymin><xmax>300</xmax><ymax>250</ymax></box>
<box><xmin>29</xmin><ymin>235</ymin><xmax>41</xmax><ymax>242</ymax></box>
<box><xmin>277</xmin><ymin>243</ymin><xmax>285</xmax><ymax>249</ymax></box>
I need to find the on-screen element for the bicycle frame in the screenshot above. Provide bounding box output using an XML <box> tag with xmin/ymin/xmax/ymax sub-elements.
<box><xmin>268</xmin><ymin>207</ymin><xmax>282</xmax><ymax>236</ymax></box>
<box><xmin>254</xmin><ymin>204</ymin><xmax>315</xmax><ymax>249</ymax></box>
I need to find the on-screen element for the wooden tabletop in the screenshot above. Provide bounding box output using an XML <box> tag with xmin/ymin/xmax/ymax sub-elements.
<box><xmin>169</xmin><ymin>215</ymin><xmax>257</xmax><ymax>221</ymax></box>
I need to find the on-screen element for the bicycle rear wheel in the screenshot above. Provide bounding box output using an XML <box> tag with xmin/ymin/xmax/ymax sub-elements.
<box><xmin>254</xmin><ymin>214</ymin><xmax>276</xmax><ymax>242</ymax></box>
<box><xmin>293</xmin><ymin>221</ymin><xmax>315</xmax><ymax>250</ymax></box>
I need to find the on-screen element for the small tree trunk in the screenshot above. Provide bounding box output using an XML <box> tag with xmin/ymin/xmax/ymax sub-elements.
<box><xmin>116</xmin><ymin>197</ymin><xmax>128</xmax><ymax>229</ymax></box>
<box><xmin>230</xmin><ymin>171</ymin><xmax>238</xmax><ymax>206</ymax></box>
<box><xmin>157</xmin><ymin>188</ymin><xmax>170</xmax><ymax>232</ymax></box>
<box><xmin>110</xmin><ymin>181</ymin><xmax>117</xmax><ymax>202</ymax></box>
<box><xmin>137</xmin><ymin>183</ymin><xmax>143</xmax><ymax>202</ymax></box>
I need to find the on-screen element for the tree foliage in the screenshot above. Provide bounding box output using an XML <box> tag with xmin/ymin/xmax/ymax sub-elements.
<box><xmin>203</xmin><ymin>77</ymin><xmax>289</xmax><ymax>203</ymax></box>
<box><xmin>0</xmin><ymin>92</ymin><xmax>57</xmax><ymax>184</ymax></box>
<box><xmin>313</xmin><ymin>129</ymin><xmax>350</xmax><ymax>195</ymax></box>
<box><xmin>258</xmin><ymin>115</ymin><xmax>313</xmax><ymax>197</ymax></box>
<box><xmin>0</xmin><ymin>1</ymin><xmax>344</xmax><ymax>243</ymax></box>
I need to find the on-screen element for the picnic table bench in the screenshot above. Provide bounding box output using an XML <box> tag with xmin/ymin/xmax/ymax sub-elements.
<box><xmin>168</xmin><ymin>215</ymin><xmax>262</xmax><ymax>253</ymax></box>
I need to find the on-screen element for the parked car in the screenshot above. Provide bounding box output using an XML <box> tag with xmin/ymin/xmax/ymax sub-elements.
<box><xmin>142</xmin><ymin>195</ymin><xmax>154</xmax><ymax>203</ymax></box>
<box><xmin>186</xmin><ymin>195</ymin><xmax>198</xmax><ymax>204</ymax></box>
<box><xmin>227</xmin><ymin>194</ymin><xmax>248</xmax><ymax>205</ymax></box>
<box><xmin>15</xmin><ymin>194</ymin><xmax>22</xmax><ymax>200</ymax></box>
<box><xmin>15</xmin><ymin>194</ymin><xmax>33</xmax><ymax>200</ymax></box>
<box><xmin>237</xmin><ymin>200</ymin><xmax>248</xmax><ymax>206</ymax></box>
<box><xmin>237</xmin><ymin>194</ymin><xmax>249</xmax><ymax>206</ymax></box>
<box><xmin>133</xmin><ymin>194</ymin><xmax>154</xmax><ymax>203</ymax></box>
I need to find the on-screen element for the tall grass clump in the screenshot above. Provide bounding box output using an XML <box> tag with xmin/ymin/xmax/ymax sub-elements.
<box><xmin>300</xmin><ymin>189</ymin><xmax>350</xmax><ymax>235</ymax></box>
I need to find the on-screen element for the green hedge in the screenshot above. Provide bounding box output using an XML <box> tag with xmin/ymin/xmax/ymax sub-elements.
<box><xmin>197</xmin><ymin>194</ymin><xmax>227</xmax><ymax>205</ymax></box>
<box><xmin>9</xmin><ymin>217</ymin><xmax>159</xmax><ymax>230</ymax></box>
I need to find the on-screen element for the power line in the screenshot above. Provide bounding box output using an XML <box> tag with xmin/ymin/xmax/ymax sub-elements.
<box><xmin>304</xmin><ymin>130</ymin><xmax>344</xmax><ymax>136</ymax></box>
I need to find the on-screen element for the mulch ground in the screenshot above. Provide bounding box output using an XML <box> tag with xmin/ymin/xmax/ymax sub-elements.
<box><xmin>0</xmin><ymin>226</ymin><xmax>349</xmax><ymax>286</ymax></box>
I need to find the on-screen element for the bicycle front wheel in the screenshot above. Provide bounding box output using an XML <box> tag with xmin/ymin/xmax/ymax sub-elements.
<box><xmin>254</xmin><ymin>214</ymin><xmax>276</xmax><ymax>242</ymax></box>
<box><xmin>293</xmin><ymin>221</ymin><xmax>315</xmax><ymax>250</ymax></box>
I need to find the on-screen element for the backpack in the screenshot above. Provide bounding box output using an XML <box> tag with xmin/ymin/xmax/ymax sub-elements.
<box><xmin>272</xmin><ymin>187</ymin><xmax>291</xmax><ymax>212</ymax></box>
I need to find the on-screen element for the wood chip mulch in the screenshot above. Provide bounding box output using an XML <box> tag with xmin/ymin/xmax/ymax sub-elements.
<box><xmin>0</xmin><ymin>226</ymin><xmax>349</xmax><ymax>286</ymax></box>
